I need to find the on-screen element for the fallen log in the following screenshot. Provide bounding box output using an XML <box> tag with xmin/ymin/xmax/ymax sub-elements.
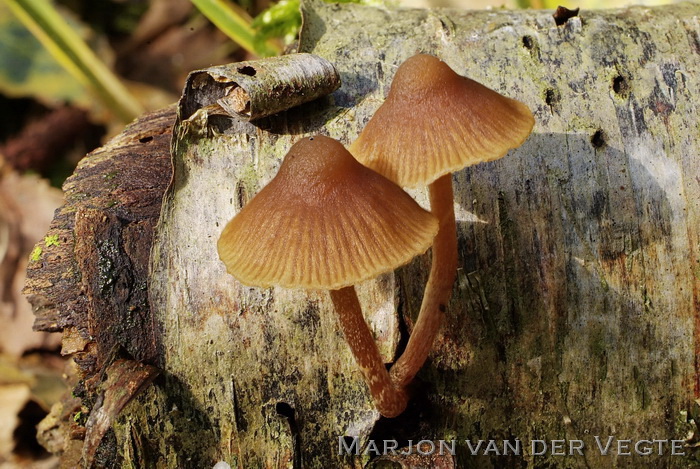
<box><xmin>27</xmin><ymin>1</ymin><xmax>700</xmax><ymax>467</ymax></box>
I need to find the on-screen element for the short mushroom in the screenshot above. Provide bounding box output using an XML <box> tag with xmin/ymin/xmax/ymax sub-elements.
<box><xmin>350</xmin><ymin>54</ymin><xmax>535</xmax><ymax>387</ymax></box>
<box><xmin>217</xmin><ymin>135</ymin><xmax>439</xmax><ymax>417</ymax></box>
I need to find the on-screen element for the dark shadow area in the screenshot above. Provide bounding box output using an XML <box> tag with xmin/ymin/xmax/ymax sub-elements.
<box><xmin>151</xmin><ymin>373</ymin><xmax>219</xmax><ymax>468</ymax></box>
<box><xmin>79</xmin><ymin>368</ymin><xmax>217</xmax><ymax>467</ymax></box>
<box><xmin>13</xmin><ymin>399</ymin><xmax>49</xmax><ymax>459</ymax></box>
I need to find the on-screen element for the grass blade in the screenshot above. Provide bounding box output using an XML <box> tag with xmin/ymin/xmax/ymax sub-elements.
<box><xmin>5</xmin><ymin>0</ymin><xmax>144</xmax><ymax>123</ymax></box>
<box><xmin>191</xmin><ymin>0</ymin><xmax>281</xmax><ymax>57</ymax></box>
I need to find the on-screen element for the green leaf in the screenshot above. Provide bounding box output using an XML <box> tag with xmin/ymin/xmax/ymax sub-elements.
<box><xmin>252</xmin><ymin>0</ymin><xmax>392</xmax><ymax>50</ymax></box>
<box><xmin>0</xmin><ymin>3</ymin><xmax>86</xmax><ymax>105</ymax></box>
<box><xmin>252</xmin><ymin>0</ymin><xmax>301</xmax><ymax>47</ymax></box>
<box><xmin>191</xmin><ymin>0</ymin><xmax>282</xmax><ymax>57</ymax></box>
<box><xmin>4</xmin><ymin>0</ymin><xmax>144</xmax><ymax>123</ymax></box>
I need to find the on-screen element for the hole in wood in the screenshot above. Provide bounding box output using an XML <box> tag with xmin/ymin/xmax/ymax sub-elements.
<box><xmin>522</xmin><ymin>35</ymin><xmax>535</xmax><ymax>50</ymax></box>
<box><xmin>612</xmin><ymin>75</ymin><xmax>630</xmax><ymax>97</ymax></box>
<box><xmin>591</xmin><ymin>130</ymin><xmax>606</xmax><ymax>149</ymax></box>
<box><xmin>139</xmin><ymin>136</ymin><xmax>153</xmax><ymax>143</ymax></box>
<box><xmin>237</xmin><ymin>66</ymin><xmax>257</xmax><ymax>76</ymax></box>
<box><xmin>275</xmin><ymin>401</ymin><xmax>296</xmax><ymax>420</ymax></box>
<box><xmin>545</xmin><ymin>88</ymin><xmax>560</xmax><ymax>107</ymax></box>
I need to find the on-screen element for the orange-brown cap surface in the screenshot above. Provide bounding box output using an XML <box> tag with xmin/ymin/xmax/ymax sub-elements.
<box><xmin>350</xmin><ymin>54</ymin><xmax>535</xmax><ymax>188</ymax></box>
<box><xmin>217</xmin><ymin>135</ymin><xmax>439</xmax><ymax>290</ymax></box>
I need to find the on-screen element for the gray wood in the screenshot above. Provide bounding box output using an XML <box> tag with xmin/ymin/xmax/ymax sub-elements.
<box><xmin>200</xmin><ymin>53</ymin><xmax>341</xmax><ymax>121</ymax></box>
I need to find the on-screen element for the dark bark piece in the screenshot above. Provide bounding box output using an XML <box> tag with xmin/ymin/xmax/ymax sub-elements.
<box><xmin>74</xmin><ymin>208</ymin><xmax>158</xmax><ymax>370</ymax></box>
<box><xmin>24</xmin><ymin>105</ymin><xmax>174</xmax><ymax>374</ymax></box>
<box><xmin>553</xmin><ymin>6</ymin><xmax>580</xmax><ymax>26</ymax></box>
<box><xmin>25</xmin><ymin>106</ymin><xmax>174</xmax><ymax>467</ymax></box>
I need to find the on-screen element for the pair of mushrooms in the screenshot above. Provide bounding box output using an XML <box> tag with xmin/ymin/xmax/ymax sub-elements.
<box><xmin>218</xmin><ymin>54</ymin><xmax>534</xmax><ymax>418</ymax></box>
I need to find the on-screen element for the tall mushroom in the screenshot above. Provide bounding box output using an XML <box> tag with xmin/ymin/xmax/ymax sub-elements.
<box><xmin>217</xmin><ymin>135</ymin><xmax>438</xmax><ymax>417</ymax></box>
<box><xmin>350</xmin><ymin>54</ymin><xmax>535</xmax><ymax>388</ymax></box>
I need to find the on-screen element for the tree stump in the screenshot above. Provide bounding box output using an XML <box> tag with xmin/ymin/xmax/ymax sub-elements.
<box><xmin>27</xmin><ymin>2</ymin><xmax>700</xmax><ymax>468</ymax></box>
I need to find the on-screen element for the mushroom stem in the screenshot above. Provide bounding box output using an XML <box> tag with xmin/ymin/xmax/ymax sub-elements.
<box><xmin>330</xmin><ymin>286</ymin><xmax>408</xmax><ymax>418</ymax></box>
<box><xmin>390</xmin><ymin>174</ymin><xmax>458</xmax><ymax>388</ymax></box>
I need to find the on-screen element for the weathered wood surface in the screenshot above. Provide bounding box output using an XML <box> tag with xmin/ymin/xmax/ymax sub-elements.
<box><xmin>25</xmin><ymin>105</ymin><xmax>173</xmax><ymax>364</ymax></box>
<box><xmin>28</xmin><ymin>1</ymin><xmax>700</xmax><ymax>468</ymax></box>
<box><xmin>24</xmin><ymin>106</ymin><xmax>174</xmax><ymax>466</ymax></box>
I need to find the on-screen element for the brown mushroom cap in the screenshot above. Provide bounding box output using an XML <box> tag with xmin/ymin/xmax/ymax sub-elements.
<box><xmin>217</xmin><ymin>135</ymin><xmax>439</xmax><ymax>290</ymax></box>
<box><xmin>350</xmin><ymin>54</ymin><xmax>535</xmax><ymax>188</ymax></box>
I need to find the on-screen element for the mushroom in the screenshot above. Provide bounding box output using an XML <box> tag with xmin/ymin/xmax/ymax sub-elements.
<box><xmin>217</xmin><ymin>135</ymin><xmax>439</xmax><ymax>417</ymax></box>
<box><xmin>350</xmin><ymin>54</ymin><xmax>535</xmax><ymax>387</ymax></box>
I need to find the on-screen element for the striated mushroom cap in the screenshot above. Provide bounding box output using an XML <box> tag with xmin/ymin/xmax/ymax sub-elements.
<box><xmin>217</xmin><ymin>135</ymin><xmax>439</xmax><ymax>290</ymax></box>
<box><xmin>350</xmin><ymin>54</ymin><xmax>535</xmax><ymax>188</ymax></box>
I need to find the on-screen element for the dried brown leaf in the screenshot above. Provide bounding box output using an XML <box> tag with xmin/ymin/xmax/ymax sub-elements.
<box><xmin>0</xmin><ymin>172</ymin><xmax>63</xmax><ymax>356</ymax></box>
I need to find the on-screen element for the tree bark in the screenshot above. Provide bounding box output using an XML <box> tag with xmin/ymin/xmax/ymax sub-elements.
<box><xmin>28</xmin><ymin>2</ymin><xmax>700</xmax><ymax>468</ymax></box>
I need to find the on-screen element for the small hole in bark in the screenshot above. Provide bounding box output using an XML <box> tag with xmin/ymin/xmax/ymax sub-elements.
<box><xmin>522</xmin><ymin>36</ymin><xmax>535</xmax><ymax>50</ymax></box>
<box><xmin>612</xmin><ymin>75</ymin><xmax>630</xmax><ymax>97</ymax></box>
<box><xmin>139</xmin><ymin>136</ymin><xmax>153</xmax><ymax>143</ymax></box>
<box><xmin>237</xmin><ymin>66</ymin><xmax>256</xmax><ymax>76</ymax></box>
<box><xmin>545</xmin><ymin>88</ymin><xmax>560</xmax><ymax>107</ymax></box>
<box><xmin>439</xmin><ymin>304</ymin><xmax>446</xmax><ymax>312</ymax></box>
<box><xmin>591</xmin><ymin>130</ymin><xmax>606</xmax><ymax>149</ymax></box>
<box><xmin>275</xmin><ymin>403</ymin><xmax>300</xmax><ymax>467</ymax></box>
<box><xmin>275</xmin><ymin>402</ymin><xmax>295</xmax><ymax>421</ymax></box>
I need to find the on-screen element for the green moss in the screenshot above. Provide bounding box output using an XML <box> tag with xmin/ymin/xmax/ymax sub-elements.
<box><xmin>103</xmin><ymin>171</ymin><xmax>119</xmax><ymax>181</ymax></box>
<box><xmin>44</xmin><ymin>234</ymin><xmax>60</xmax><ymax>247</ymax></box>
<box><xmin>29</xmin><ymin>246</ymin><xmax>42</xmax><ymax>262</ymax></box>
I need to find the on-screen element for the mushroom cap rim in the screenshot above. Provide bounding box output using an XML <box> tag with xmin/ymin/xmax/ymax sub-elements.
<box><xmin>219</xmin><ymin>228</ymin><xmax>435</xmax><ymax>291</ymax></box>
